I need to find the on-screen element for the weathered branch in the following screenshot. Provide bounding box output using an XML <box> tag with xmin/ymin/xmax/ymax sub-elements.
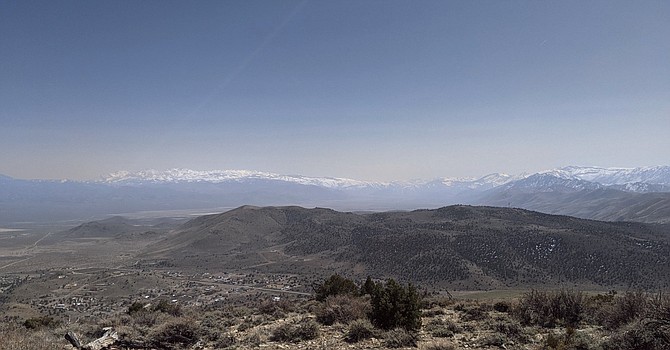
<box><xmin>65</xmin><ymin>327</ymin><xmax>119</xmax><ymax>350</ymax></box>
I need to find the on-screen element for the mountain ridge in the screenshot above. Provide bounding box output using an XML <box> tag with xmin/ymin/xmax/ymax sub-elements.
<box><xmin>3</xmin><ymin>165</ymin><xmax>670</xmax><ymax>225</ymax></box>
<box><xmin>98</xmin><ymin>165</ymin><xmax>670</xmax><ymax>189</ymax></box>
<box><xmin>142</xmin><ymin>205</ymin><xmax>670</xmax><ymax>290</ymax></box>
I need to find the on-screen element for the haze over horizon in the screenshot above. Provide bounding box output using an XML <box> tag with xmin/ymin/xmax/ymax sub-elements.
<box><xmin>2</xmin><ymin>1</ymin><xmax>669</xmax><ymax>182</ymax></box>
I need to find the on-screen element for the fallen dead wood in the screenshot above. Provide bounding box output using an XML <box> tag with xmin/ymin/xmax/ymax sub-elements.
<box><xmin>65</xmin><ymin>327</ymin><xmax>119</xmax><ymax>350</ymax></box>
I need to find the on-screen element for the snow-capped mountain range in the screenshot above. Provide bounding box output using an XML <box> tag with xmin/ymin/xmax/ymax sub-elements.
<box><xmin>101</xmin><ymin>165</ymin><xmax>670</xmax><ymax>191</ymax></box>
<box><xmin>103</xmin><ymin>168</ymin><xmax>374</xmax><ymax>189</ymax></box>
<box><xmin>2</xmin><ymin>165</ymin><xmax>670</xmax><ymax>225</ymax></box>
<box><xmin>537</xmin><ymin>166</ymin><xmax>670</xmax><ymax>186</ymax></box>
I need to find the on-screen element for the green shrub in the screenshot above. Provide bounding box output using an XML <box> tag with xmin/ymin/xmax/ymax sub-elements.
<box><xmin>360</xmin><ymin>276</ymin><xmax>378</xmax><ymax>296</ymax></box>
<box><xmin>314</xmin><ymin>274</ymin><xmax>359</xmax><ymax>301</ymax></box>
<box><xmin>369</xmin><ymin>279</ymin><xmax>422</xmax><ymax>331</ymax></box>
<box><xmin>345</xmin><ymin>318</ymin><xmax>376</xmax><ymax>343</ymax></box>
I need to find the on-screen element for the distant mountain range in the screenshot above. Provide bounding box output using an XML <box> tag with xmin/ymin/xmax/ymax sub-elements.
<box><xmin>101</xmin><ymin>166</ymin><xmax>670</xmax><ymax>190</ymax></box>
<box><xmin>2</xmin><ymin>166</ymin><xmax>670</xmax><ymax>225</ymax></box>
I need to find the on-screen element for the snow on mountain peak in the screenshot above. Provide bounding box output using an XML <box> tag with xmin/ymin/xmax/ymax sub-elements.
<box><xmin>552</xmin><ymin>166</ymin><xmax>670</xmax><ymax>185</ymax></box>
<box><xmin>103</xmin><ymin>168</ymin><xmax>376</xmax><ymax>189</ymax></box>
<box><xmin>100</xmin><ymin>165</ymin><xmax>670</xmax><ymax>193</ymax></box>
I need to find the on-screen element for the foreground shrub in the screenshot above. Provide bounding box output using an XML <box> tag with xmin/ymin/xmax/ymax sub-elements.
<box><xmin>600</xmin><ymin>305</ymin><xmax>670</xmax><ymax>350</ymax></box>
<box><xmin>149</xmin><ymin>318</ymin><xmax>200</xmax><ymax>349</ymax></box>
<box><xmin>384</xmin><ymin>328</ymin><xmax>418</xmax><ymax>348</ymax></box>
<box><xmin>369</xmin><ymin>279</ymin><xmax>422</xmax><ymax>331</ymax></box>
<box><xmin>422</xmin><ymin>295</ymin><xmax>455</xmax><ymax>309</ymax></box>
<box><xmin>127</xmin><ymin>301</ymin><xmax>147</xmax><ymax>315</ymax></box>
<box><xmin>602</xmin><ymin>322</ymin><xmax>670</xmax><ymax>350</ymax></box>
<box><xmin>595</xmin><ymin>290</ymin><xmax>648</xmax><ymax>330</ymax></box>
<box><xmin>152</xmin><ymin>299</ymin><xmax>183</xmax><ymax>317</ymax></box>
<box><xmin>493</xmin><ymin>301</ymin><xmax>511</xmax><ymax>313</ymax></box>
<box><xmin>479</xmin><ymin>333</ymin><xmax>506</xmax><ymax>347</ymax></box>
<box><xmin>514</xmin><ymin>290</ymin><xmax>585</xmax><ymax>327</ymax></box>
<box><xmin>315</xmin><ymin>294</ymin><xmax>370</xmax><ymax>325</ymax></box>
<box><xmin>0</xmin><ymin>322</ymin><xmax>64</xmax><ymax>350</ymax></box>
<box><xmin>270</xmin><ymin>318</ymin><xmax>319</xmax><ymax>343</ymax></box>
<box><xmin>543</xmin><ymin>327</ymin><xmax>597</xmax><ymax>350</ymax></box>
<box><xmin>648</xmin><ymin>292</ymin><xmax>670</xmax><ymax>321</ymax></box>
<box><xmin>457</xmin><ymin>303</ymin><xmax>490</xmax><ymax>321</ymax></box>
<box><xmin>314</xmin><ymin>274</ymin><xmax>359</xmax><ymax>301</ymax></box>
<box><xmin>426</xmin><ymin>318</ymin><xmax>460</xmax><ymax>338</ymax></box>
<box><xmin>213</xmin><ymin>334</ymin><xmax>236</xmax><ymax>348</ymax></box>
<box><xmin>346</xmin><ymin>318</ymin><xmax>376</xmax><ymax>343</ymax></box>
<box><xmin>422</xmin><ymin>341</ymin><xmax>456</xmax><ymax>350</ymax></box>
<box><xmin>23</xmin><ymin>316</ymin><xmax>60</xmax><ymax>330</ymax></box>
<box><xmin>493</xmin><ymin>320</ymin><xmax>528</xmax><ymax>343</ymax></box>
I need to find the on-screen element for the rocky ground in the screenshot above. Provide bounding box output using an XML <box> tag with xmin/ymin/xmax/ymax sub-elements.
<box><xmin>2</xmin><ymin>288</ymin><xmax>669</xmax><ymax>350</ymax></box>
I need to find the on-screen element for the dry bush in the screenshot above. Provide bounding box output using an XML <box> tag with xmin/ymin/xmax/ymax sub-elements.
<box><xmin>493</xmin><ymin>300</ymin><xmax>512</xmax><ymax>313</ymax></box>
<box><xmin>242</xmin><ymin>330</ymin><xmax>262</xmax><ymax>346</ymax></box>
<box><xmin>514</xmin><ymin>290</ymin><xmax>585</xmax><ymax>327</ymax></box>
<box><xmin>422</xmin><ymin>296</ymin><xmax>456</xmax><ymax>309</ymax></box>
<box><xmin>600</xmin><ymin>314</ymin><xmax>670</xmax><ymax>350</ymax></box>
<box><xmin>148</xmin><ymin>318</ymin><xmax>200</xmax><ymax>349</ymax></box>
<box><xmin>23</xmin><ymin>315</ymin><xmax>60</xmax><ymax>330</ymax></box>
<box><xmin>492</xmin><ymin>320</ymin><xmax>529</xmax><ymax>343</ymax></box>
<box><xmin>127</xmin><ymin>301</ymin><xmax>147</xmax><ymax>315</ymax></box>
<box><xmin>456</xmin><ymin>303</ymin><xmax>490</xmax><ymax>322</ymax></box>
<box><xmin>421</xmin><ymin>341</ymin><xmax>455</xmax><ymax>350</ymax></box>
<box><xmin>383</xmin><ymin>328</ymin><xmax>418</xmax><ymax>348</ymax></box>
<box><xmin>212</xmin><ymin>333</ymin><xmax>236</xmax><ymax>348</ymax></box>
<box><xmin>422</xmin><ymin>308</ymin><xmax>446</xmax><ymax>317</ymax></box>
<box><xmin>257</xmin><ymin>298</ymin><xmax>294</xmax><ymax>317</ymax></box>
<box><xmin>345</xmin><ymin>318</ymin><xmax>376</xmax><ymax>343</ymax></box>
<box><xmin>594</xmin><ymin>290</ymin><xmax>648</xmax><ymax>330</ymax></box>
<box><xmin>647</xmin><ymin>292</ymin><xmax>670</xmax><ymax>322</ymax></box>
<box><xmin>479</xmin><ymin>333</ymin><xmax>506</xmax><ymax>347</ymax></box>
<box><xmin>199</xmin><ymin>310</ymin><xmax>234</xmax><ymax>334</ymax></box>
<box><xmin>315</xmin><ymin>294</ymin><xmax>370</xmax><ymax>325</ymax></box>
<box><xmin>237</xmin><ymin>315</ymin><xmax>266</xmax><ymax>332</ymax></box>
<box><xmin>129</xmin><ymin>309</ymin><xmax>161</xmax><ymax>328</ymax></box>
<box><xmin>270</xmin><ymin>318</ymin><xmax>320</xmax><ymax>343</ymax></box>
<box><xmin>0</xmin><ymin>322</ymin><xmax>64</xmax><ymax>350</ymax></box>
<box><xmin>543</xmin><ymin>327</ymin><xmax>600</xmax><ymax>350</ymax></box>
<box><xmin>425</xmin><ymin>318</ymin><xmax>460</xmax><ymax>338</ymax></box>
<box><xmin>152</xmin><ymin>299</ymin><xmax>183</xmax><ymax>317</ymax></box>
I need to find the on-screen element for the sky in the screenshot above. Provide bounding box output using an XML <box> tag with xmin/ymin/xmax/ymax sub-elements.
<box><xmin>1</xmin><ymin>0</ymin><xmax>669</xmax><ymax>182</ymax></box>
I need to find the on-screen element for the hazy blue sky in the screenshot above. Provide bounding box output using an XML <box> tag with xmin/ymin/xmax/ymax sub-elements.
<box><xmin>1</xmin><ymin>1</ymin><xmax>669</xmax><ymax>181</ymax></box>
